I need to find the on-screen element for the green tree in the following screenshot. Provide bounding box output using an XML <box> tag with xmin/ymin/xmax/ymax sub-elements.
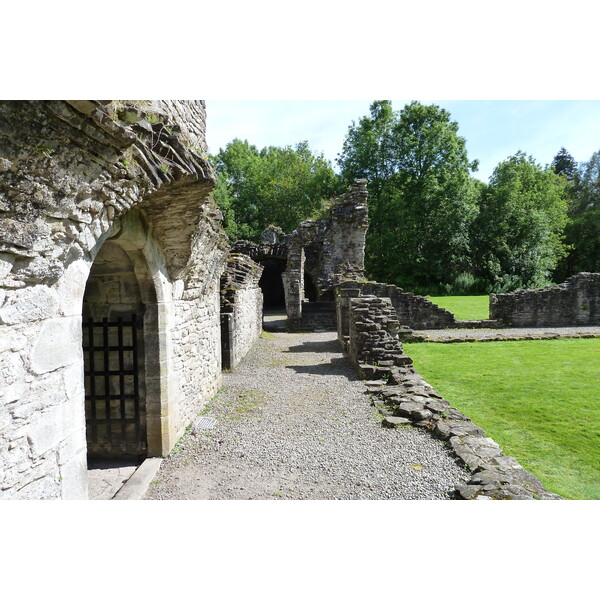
<box><xmin>473</xmin><ymin>151</ymin><xmax>569</xmax><ymax>290</ymax></box>
<box><xmin>211</xmin><ymin>139</ymin><xmax>342</xmax><ymax>241</ymax></box>
<box><xmin>551</xmin><ymin>147</ymin><xmax>577</xmax><ymax>180</ymax></box>
<box><xmin>338</xmin><ymin>100</ymin><xmax>479</xmax><ymax>291</ymax></box>
<box><xmin>556</xmin><ymin>150</ymin><xmax>600</xmax><ymax>277</ymax></box>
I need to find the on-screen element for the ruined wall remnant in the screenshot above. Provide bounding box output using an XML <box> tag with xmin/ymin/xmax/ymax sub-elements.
<box><xmin>284</xmin><ymin>179</ymin><xmax>369</xmax><ymax>329</ymax></box>
<box><xmin>336</xmin><ymin>280</ymin><xmax>456</xmax><ymax>333</ymax></box>
<box><xmin>490</xmin><ymin>272</ymin><xmax>600</xmax><ymax>327</ymax></box>
<box><xmin>346</xmin><ymin>296</ymin><xmax>413</xmax><ymax>379</ymax></box>
<box><xmin>220</xmin><ymin>253</ymin><xmax>264</xmax><ymax>370</ymax></box>
<box><xmin>0</xmin><ymin>100</ymin><xmax>229</xmax><ymax>499</ymax></box>
<box><xmin>230</xmin><ymin>239</ymin><xmax>287</xmax><ymax>309</ymax></box>
<box><xmin>339</xmin><ymin>290</ymin><xmax>560</xmax><ymax>500</ymax></box>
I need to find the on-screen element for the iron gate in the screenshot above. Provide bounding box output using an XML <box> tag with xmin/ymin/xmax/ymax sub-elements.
<box><xmin>83</xmin><ymin>315</ymin><xmax>147</xmax><ymax>457</ymax></box>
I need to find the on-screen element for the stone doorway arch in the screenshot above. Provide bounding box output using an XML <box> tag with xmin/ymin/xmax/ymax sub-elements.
<box><xmin>82</xmin><ymin>209</ymin><xmax>171</xmax><ymax>460</ymax></box>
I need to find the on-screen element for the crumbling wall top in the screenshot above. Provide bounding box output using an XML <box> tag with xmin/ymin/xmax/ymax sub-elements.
<box><xmin>0</xmin><ymin>100</ymin><xmax>226</xmax><ymax>286</ymax></box>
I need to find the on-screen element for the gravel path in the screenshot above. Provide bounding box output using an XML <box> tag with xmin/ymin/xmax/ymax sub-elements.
<box><xmin>145</xmin><ymin>330</ymin><xmax>470</xmax><ymax>500</ymax></box>
<box><xmin>414</xmin><ymin>326</ymin><xmax>600</xmax><ymax>342</ymax></box>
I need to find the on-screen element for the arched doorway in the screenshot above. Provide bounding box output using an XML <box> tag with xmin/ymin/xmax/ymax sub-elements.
<box><xmin>82</xmin><ymin>211</ymin><xmax>163</xmax><ymax>461</ymax></box>
<box><xmin>83</xmin><ymin>241</ymin><xmax>148</xmax><ymax>458</ymax></box>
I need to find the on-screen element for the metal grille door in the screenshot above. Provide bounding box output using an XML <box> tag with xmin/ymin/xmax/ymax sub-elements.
<box><xmin>83</xmin><ymin>315</ymin><xmax>147</xmax><ymax>457</ymax></box>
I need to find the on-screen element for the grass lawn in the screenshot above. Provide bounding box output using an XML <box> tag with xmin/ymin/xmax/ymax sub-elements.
<box><xmin>427</xmin><ymin>295</ymin><xmax>489</xmax><ymax>320</ymax></box>
<box><xmin>404</xmin><ymin>338</ymin><xmax>600</xmax><ymax>499</ymax></box>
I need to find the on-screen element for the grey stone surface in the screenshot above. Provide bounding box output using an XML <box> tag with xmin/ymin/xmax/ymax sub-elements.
<box><xmin>220</xmin><ymin>253</ymin><xmax>263</xmax><ymax>370</ymax></box>
<box><xmin>113</xmin><ymin>458</ymin><xmax>163</xmax><ymax>500</ymax></box>
<box><xmin>146</xmin><ymin>331</ymin><xmax>470</xmax><ymax>500</ymax></box>
<box><xmin>0</xmin><ymin>100</ymin><xmax>229</xmax><ymax>499</ymax></box>
<box><xmin>412</xmin><ymin>325</ymin><xmax>600</xmax><ymax>343</ymax></box>
<box><xmin>491</xmin><ymin>272</ymin><xmax>600</xmax><ymax>327</ymax></box>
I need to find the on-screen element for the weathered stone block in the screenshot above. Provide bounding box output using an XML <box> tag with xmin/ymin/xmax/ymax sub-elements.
<box><xmin>382</xmin><ymin>416</ymin><xmax>411</xmax><ymax>427</ymax></box>
<box><xmin>0</xmin><ymin>285</ymin><xmax>60</xmax><ymax>325</ymax></box>
<box><xmin>59</xmin><ymin>451</ymin><xmax>88</xmax><ymax>500</ymax></box>
<box><xmin>30</xmin><ymin>316</ymin><xmax>82</xmax><ymax>374</ymax></box>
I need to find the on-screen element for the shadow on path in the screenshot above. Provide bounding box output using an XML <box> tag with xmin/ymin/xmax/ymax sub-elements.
<box><xmin>285</xmin><ymin>357</ymin><xmax>359</xmax><ymax>378</ymax></box>
<box><xmin>283</xmin><ymin>339</ymin><xmax>341</xmax><ymax>354</ymax></box>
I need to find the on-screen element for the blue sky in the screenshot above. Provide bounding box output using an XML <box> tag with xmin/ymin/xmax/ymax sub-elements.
<box><xmin>205</xmin><ymin>100</ymin><xmax>600</xmax><ymax>183</ymax></box>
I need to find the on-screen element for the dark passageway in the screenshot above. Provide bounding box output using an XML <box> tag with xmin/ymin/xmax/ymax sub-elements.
<box><xmin>259</xmin><ymin>258</ymin><xmax>286</xmax><ymax>308</ymax></box>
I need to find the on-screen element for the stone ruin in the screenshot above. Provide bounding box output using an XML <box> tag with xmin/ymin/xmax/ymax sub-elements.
<box><xmin>336</xmin><ymin>293</ymin><xmax>561</xmax><ymax>500</ymax></box>
<box><xmin>220</xmin><ymin>252</ymin><xmax>263</xmax><ymax>370</ymax></box>
<box><xmin>233</xmin><ymin>180</ymin><xmax>369</xmax><ymax>331</ymax></box>
<box><xmin>2</xmin><ymin>100</ymin><xmax>595</xmax><ymax>501</ymax></box>
<box><xmin>491</xmin><ymin>272</ymin><xmax>600</xmax><ymax>327</ymax></box>
<box><xmin>0</xmin><ymin>100</ymin><xmax>264</xmax><ymax>499</ymax></box>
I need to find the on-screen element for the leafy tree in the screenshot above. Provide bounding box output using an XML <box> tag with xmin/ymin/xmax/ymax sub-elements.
<box><xmin>551</xmin><ymin>147</ymin><xmax>577</xmax><ymax>180</ymax></box>
<box><xmin>337</xmin><ymin>100</ymin><xmax>397</xmax><ymax>198</ymax></box>
<box><xmin>473</xmin><ymin>151</ymin><xmax>569</xmax><ymax>290</ymax></box>
<box><xmin>211</xmin><ymin>139</ymin><xmax>342</xmax><ymax>241</ymax></box>
<box><xmin>338</xmin><ymin>100</ymin><xmax>479</xmax><ymax>291</ymax></box>
<box><xmin>556</xmin><ymin>150</ymin><xmax>600</xmax><ymax>277</ymax></box>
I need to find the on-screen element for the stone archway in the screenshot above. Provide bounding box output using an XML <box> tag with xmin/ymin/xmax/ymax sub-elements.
<box><xmin>82</xmin><ymin>209</ymin><xmax>171</xmax><ymax>461</ymax></box>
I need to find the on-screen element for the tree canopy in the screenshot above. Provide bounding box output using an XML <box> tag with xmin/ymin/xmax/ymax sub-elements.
<box><xmin>211</xmin><ymin>139</ymin><xmax>342</xmax><ymax>241</ymax></box>
<box><xmin>209</xmin><ymin>103</ymin><xmax>598</xmax><ymax>295</ymax></box>
<box><xmin>555</xmin><ymin>150</ymin><xmax>600</xmax><ymax>277</ymax></box>
<box><xmin>551</xmin><ymin>147</ymin><xmax>577</xmax><ymax>180</ymax></box>
<box><xmin>338</xmin><ymin>100</ymin><xmax>480</xmax><ymax>291</ymax></box>
<box><xmin>473</xmin><ymin>151</ymin><xmax>569</xmax><ymax>290</ymax></box>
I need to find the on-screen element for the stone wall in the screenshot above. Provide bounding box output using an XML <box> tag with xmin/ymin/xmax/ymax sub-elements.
<box><xmin>220</xmin><ymin>253</ymin><xmax>264</xmax><ymax>370</ymax></box>
<box><xmin>341</xmin><ymin>291</ymin><xmax>560</xmax><ymax>500</ymax></box>
<box><xmin>490</xmin><ymin>272</ymin><xmax>600</xmax><ymax>327</ymax></box>
<box><xmin>346</xmin><ymin>296</ymin><xmax>413</xmax><ymax>379</ymax></box>
<box><xmin>0</xmin><ymin>100</ymin><xmax>229</xmax><ymax>499</ymax></box>
<box><xmin>285</xmin><ymin>180</ymin><xmax>369</xmax><ymax>328</ymax></box>
<box><xmin>336</xmin><ymin>280</ymin><xmax>456</xmax><ymax>333</ymax></box>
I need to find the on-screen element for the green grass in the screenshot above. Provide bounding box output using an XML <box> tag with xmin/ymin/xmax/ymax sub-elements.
<box><xmin>427</xmin><ymin>295</ymin><xmax>489</xmax><ymax>320</ymax></box>
<box><xmin>404</xmin><ymin>338</ymin><xmax>600</xmax><ymax>499</ymax></box>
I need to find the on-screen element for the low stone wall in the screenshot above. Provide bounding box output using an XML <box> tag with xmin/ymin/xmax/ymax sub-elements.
<box><xmin>346</xmin><ymin>296</ymin><xmax>413</xmax><ymax>379</ymax></box>
<box><xmin>490</xmin><ymin>272</ymin><xmax>600</xmax><ymax>327</ymax></box>
<box><xmin>335</xmin><ymin>281</ymin><xmax>412</xmax><ymax>352</ymax></box>
<box><xmin>342</xmin><ymin>292</ymin><xmax>561</xmax><ymax>500</ymax></box>
<box><xmin>337</xmin><ymin>281</ymin><xmax>456</xmax><ymax>330</ymax></box>
<box><xmin>220</xmin><ymin>253</ymin><xmax>264</xmax><ymax>370</ymax></box>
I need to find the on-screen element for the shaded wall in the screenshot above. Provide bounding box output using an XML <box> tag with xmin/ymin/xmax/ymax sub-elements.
<box><xmin>220</xmin><ymin>253</ymin><xmax>264</xmax><ymax>370</ymax></box>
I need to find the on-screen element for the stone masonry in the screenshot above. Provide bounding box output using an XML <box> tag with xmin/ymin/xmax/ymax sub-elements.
<box><xmin>220</xmin><ymin>253</ymin><xmax>264</xmax><ymax>370</ymax></box>
<box><xmin>284</xmin><ymin>179</ymin><xmax>369</xmax><ymax>329</ymax></box>
<box><xmin>340</xmin><ymin>292</ymin><xmax>561</xmax><ymax>500</ymax></box>
<box><xmin>0</xmin><ymin>100</ymin><xmax>229</xmax><ymax>499</ymax></box>
<box><xmin>490</xmin><ymin>272</ymin><xmax>600</xmax><ymax>327</ymax></box>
